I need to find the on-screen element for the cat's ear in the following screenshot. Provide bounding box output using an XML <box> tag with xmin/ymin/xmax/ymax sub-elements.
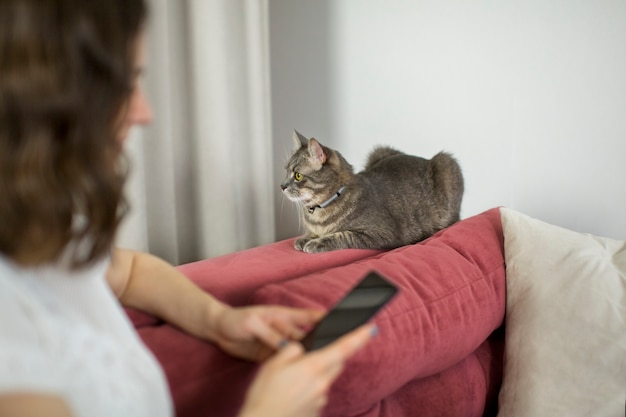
<box><xmin>292</xmin><ymin>130</ymin><xmax>308</xmax><ymax>151</ymax></box>
<box><xmin>308</xmin><ymin>138</ymin><xmax>327</xmax><ymax>168</ymax></box>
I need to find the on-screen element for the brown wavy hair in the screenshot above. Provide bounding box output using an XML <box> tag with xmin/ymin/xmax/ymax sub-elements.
<box><xmin>0</xmin><ymin>0</ymin><xmax>147</xmax><ymax>268</ymax></box>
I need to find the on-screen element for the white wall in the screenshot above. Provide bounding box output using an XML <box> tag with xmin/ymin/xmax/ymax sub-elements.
<box><xmin>270</xmin><ymin>0</ymin><xmax>626</xmax><ymax>241</ymax></box>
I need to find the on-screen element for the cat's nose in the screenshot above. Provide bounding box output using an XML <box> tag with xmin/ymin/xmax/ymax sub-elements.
<box><xmin>280</xmin><ymin>184</ymin><xmax>287</xmax><ymax>191</ymax></box>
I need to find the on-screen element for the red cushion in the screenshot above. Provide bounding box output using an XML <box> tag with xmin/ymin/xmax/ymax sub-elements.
<box><xmin>178</xmin><ymin>239</ymin><xmax>381</xmax><ymax>306</ymax></box>
<box><xmin>251</xmin><ymin>208</ymin><xmax>506</xmax><ymax>416</ymax></box>
<box><xmin>348</xmin><ymin>331</ymin><xmax>504</xmax><ymax>417</ymax></box>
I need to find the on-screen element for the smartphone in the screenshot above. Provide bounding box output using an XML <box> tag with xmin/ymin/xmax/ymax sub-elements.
<box><xmin>301</xmin><ymin>271</ymin><xmax>398</xmax><ymax>351</ymax></box>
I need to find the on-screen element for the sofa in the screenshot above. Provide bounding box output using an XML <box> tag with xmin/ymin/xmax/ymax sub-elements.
<box><xmin>126</xmin><ymin>207</ymin><xmax>626</xmax><ymax>417</ymax></box>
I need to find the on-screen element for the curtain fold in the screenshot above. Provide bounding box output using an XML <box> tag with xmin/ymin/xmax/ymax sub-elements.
<box><xmin>117</xmin><ymin>0</ymin><xmax>275</xmax><ymax>265</ymax></box>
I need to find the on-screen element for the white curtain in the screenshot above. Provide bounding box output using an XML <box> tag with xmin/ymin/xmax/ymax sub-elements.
<box><xmin>117</xmin><ymin>0</ymin><xmax>276</xmax><ymax>265</ymax></box>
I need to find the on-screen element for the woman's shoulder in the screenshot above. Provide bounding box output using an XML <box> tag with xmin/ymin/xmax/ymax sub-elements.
<box><xmin>0</xmin><ymin>254</ymin><xmax>113</xmax><ymax>344</ymax></box>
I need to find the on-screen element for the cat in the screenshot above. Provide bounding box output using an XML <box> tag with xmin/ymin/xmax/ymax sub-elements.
<box><xmin>280</xmin><ymin>130</ymin><xmax>464</xmax><ymax>253</ymax></box>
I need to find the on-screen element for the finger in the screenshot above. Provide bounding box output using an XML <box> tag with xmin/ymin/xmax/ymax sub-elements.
<box><xmin>267</xmin><ymin>341</ymin><xmax>305</xmax><ymax>366</ymax></box>
<box><xmin>245</xmin><ymin>313</ymin><xmax>292</xmax><ymax>351</ymax></box>
<box><xmin>273</xmin><ymin>307</ymin><xmax>325</xmax><ymax>328</ymax></box>
<box><xmin>262</xmin><ymin>307</ymin><xmax>325</xmax><ymax>342</ymax></box>
<box><xmin>272</xmin><ymin>320</ymin><xmax>307</xmax><ymax>342</ymax></box>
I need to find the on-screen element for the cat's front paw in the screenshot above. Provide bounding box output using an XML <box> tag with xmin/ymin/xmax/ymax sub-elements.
<box><xmin>302</xmin><ymin>238</ymin><xmax>334</xmax><ymax>253</ymax></box>
<box><xmin>294</xmin><ymin>237</ymin><xmax>311</xmax><ymax>251</ymax></box>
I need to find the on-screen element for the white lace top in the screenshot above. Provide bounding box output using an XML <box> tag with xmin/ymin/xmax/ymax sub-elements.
<box><xmin>0</xmin><ymin>255</ymin><xmax>172</xmax><ymax>417</ymax></box>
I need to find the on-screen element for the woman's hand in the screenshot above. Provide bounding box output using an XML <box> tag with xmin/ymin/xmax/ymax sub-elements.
<box><xmin>211</xmin><ymin>305</ymin><xmax>324</xmax><ymax>362</ymax></box>
<box><xmin>108</xmin><ymin>248</ymin><xmax>324</xmax><ymax>361</ymax></box>
<box><xmin>238</xmin><ymin>324</ymin><xmax>377</xmax><ymax>417</ymax></box>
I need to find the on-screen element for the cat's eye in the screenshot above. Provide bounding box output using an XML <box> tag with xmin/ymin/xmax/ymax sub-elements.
<box><xmin>294</xmin><ymin>172</ymin><xmax>303</xmax><ymax>181</ymax></box>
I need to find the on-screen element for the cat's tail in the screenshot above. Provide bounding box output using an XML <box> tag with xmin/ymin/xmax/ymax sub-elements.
<box><xmin>364</xmin><ymin>146</ymin><xmax>404</xmax><ymax>169</ymax></box>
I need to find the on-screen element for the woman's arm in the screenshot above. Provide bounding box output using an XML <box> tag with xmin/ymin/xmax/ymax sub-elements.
<box><xmin>106</xmin><ymin>248</ymin><xmax>227</xmax><ymax>342</ymax></box>
<box><xmin>106</xmin><ymin>248</ymin><xmax>322</xmax><ymax>360</ymax></box>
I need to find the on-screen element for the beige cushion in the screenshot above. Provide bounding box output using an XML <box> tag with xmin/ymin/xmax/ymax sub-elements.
<box><xmin>498</xmin><ymin>207</ymin><xmax>626</xmax><ymax>416</ymax></box>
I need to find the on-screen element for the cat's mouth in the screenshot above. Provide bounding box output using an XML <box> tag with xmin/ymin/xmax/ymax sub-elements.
<box><xmin>283</xmin><ymin>189</ymin><xmax>314</xmax><ymax>205</ymax></box>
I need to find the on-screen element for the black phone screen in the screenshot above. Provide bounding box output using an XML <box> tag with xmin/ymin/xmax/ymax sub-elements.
<box><xmin>301</xmin><ymin>271</ymin><xmax>398</xmax><ymax>351</ymax></box>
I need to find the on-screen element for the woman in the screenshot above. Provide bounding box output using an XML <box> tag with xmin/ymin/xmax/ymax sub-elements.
<box><xmin>0</xmin><ymin>1</ymin><xmax>375</xmax><ymax>416</ymax></box>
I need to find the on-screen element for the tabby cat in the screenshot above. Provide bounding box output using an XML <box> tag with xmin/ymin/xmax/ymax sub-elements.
<box><xmin>280</xmin><ymin>130</ymin><xmax>464</xmax><ymax>253</ymax></box>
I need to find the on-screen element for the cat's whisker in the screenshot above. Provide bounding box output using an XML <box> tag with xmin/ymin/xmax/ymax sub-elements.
<box><xmin>278</xmin><ymin>194</ymin><xmax>286</xmax><ymax>220</ymax></box>
<box><xmin>278</xmin><ymin>190</ymin><xmax>305</xmax><ymax>234</ymax></box>
<box><xmin>295</xmin><ymin>200</ymin><xmax>305</xmax><ymax>231</ymax></box>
